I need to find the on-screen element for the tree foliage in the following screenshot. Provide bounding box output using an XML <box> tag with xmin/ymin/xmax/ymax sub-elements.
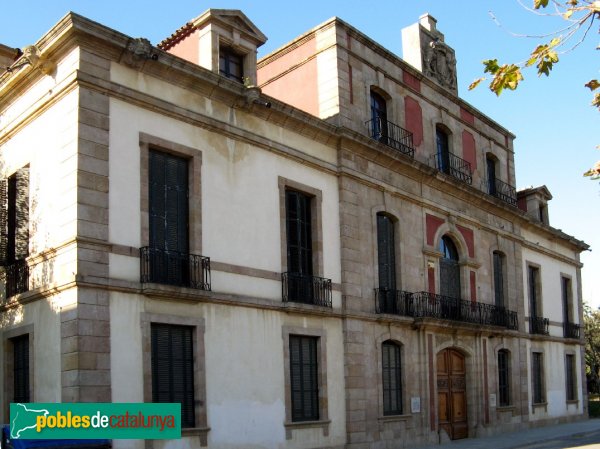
<box><xmin>469</xmin><ymin>0</ymin><xmax>599</xmax><ymax>180</ymax></box>
<box><xmin>584</xmin><ymin>303</ymin><xmax>600</xmax><ymax>394</ymax></box>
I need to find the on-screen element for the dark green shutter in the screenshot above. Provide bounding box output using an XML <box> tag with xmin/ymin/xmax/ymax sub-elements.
<box><xmin>151</xmin><ymin>324</ymin><xmax>195</xmax><ymax>428</ymax></box>
<box><xmin>377</xmin><ymin>214</ymin><xmax>396</xmax><ymax>291</ymax></box>
<box><xmin>13</xmin><ymin>334</ymin><xmax>30</xmax><ymax>403</ymax></box>
<box><xmin>289</xmin><ymin>335</ymin><xmax>318</xmax><ymax>421</ymax></box>
<box><xmin>149</xmin><ymin>151</ymin><xmax>188</xmax><ymax>253</ymax></box>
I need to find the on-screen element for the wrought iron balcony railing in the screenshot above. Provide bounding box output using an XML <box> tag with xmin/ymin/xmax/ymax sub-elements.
<box><xmin>140</xmin><ymin>247</ymin><xmax>211</xmax><ymax>291</ymax></box>
<box><xmin>487</xmin><ymin>178</ymin><xmax>518</xmax><ymax>206</ymax></box>
<box><xmin>365</xmin><ymin>118</ymin><xmax>415</xmax><ymax>158</ymax></box>
<box><xmin>282</xmin><ymin>272</ymin><xmax>332</xmax><ymax>308</ymax></box>
<box><xmin>563</xmin><ymin>321</ymin><xmax>581</xmax><ymax>339</ymax></box>
<box><xmin>529</xmin><ymin>316</ymin><xmax>550</xmax><ymax>335</ymax></box>
<box><xmin>375</xmin><ymin>290</ymin><xmax>518</xmax><ymax>330</ymax></box>
<box><xmin>375</xmin><ymin>288</ymin><xmax>413</xmax><ymax>315</ymax></box>
<box><xmin>5</xmin><ymin>259</ymin><xmax>29</xmax><ymax>298</ymax></box>
<box><xmin>431</xmin><ymin>152</ymin><xmax>473</xmax><ymax>185</ymax></box>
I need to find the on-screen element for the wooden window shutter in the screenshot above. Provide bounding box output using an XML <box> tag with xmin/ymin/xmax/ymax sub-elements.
<box><xmin>149</xmin><ymin>151</ymin><xmax>188</xmax><ymax>253</ymax></box>
<box><xmin>377</xmin><ymin>214</ymin><xmax>396</xmax><ymax>290</ymax></box>
<box><xmin>382</xmin><ymin>341</ymin><xmax>402</xmax><ymax>415</ymax></box>
<box><xmin>15</xmin><ymin>167</ymin><xmax>29</xmax><ymax>260</ymax></box>
<box><xmin>289</xmin><ymin>335</ymin><xmax>319</xmax><ymax>421</ymax></box>
<box><xmin>151</xmin><ymin>324</ymin><xmax>195</xmax><ymax>428</ymax></box>
<box><xmin>13</xmin><ymin>334</ymin><xmax>30</xmax><ymax>403</ymax></box>
<box><xmin>0</xmin><ymin>178</ymin><xmax>8</xmax><ymax>266</ymax></box>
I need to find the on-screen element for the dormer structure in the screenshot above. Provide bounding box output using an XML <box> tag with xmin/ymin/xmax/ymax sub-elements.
<box><xmin>159</xmin><ymin>9</ymin><xmax>267</xmax><ymax>85</ymax></box>
<box><xmin>518</xmin><ymin>185</ymin><xmax>553</xmax><ymax>225</ymax></box>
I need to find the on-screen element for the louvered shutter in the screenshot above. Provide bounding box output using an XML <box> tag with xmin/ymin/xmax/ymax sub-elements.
<box><xmin>382</xmin><ymin>341</ymin><xmax>402</xmax><ymax>415</ymax></box>
<box><xmin>14</xmin><ymin>167</ymin><xmax>29</xmax><ymax>260</ymax></box>
<box><xmin>151</xmin><ymin>324</ymin><xmax>195</xmax><ymax>428</ymax></box>
<box><xmin>0</xmin><ymin>178</ymin><xmax>8</xmax><ymax>266</ymax></box>
<box><xmin>377</xmin><ymin>214</ymin><xmax>396</xmax><ymax>291</ymax></box>
<box><xmin>13</xmin><ymin>334</ymin><xmax>30</xmax><ymax>403</ymax></box>
<box><xmin>289</xmin><ymin>335</ymin><xmax>319</xmax><ymax>422</ymax></box>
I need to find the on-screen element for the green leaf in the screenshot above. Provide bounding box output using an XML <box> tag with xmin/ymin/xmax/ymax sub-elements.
<box><xmin>489</xmin><ymin>64</ymin><xmax>523</xmax><ymax>95</ymax></box>
<box><xmin>534</xmin><ymin>0</ymin><xmax>549</xmax><ymax>9</ymax></box>
<box><xmin>483</xmin><ymin>59</ymin><xmax>500</xmax><ymax>75</ymax></box>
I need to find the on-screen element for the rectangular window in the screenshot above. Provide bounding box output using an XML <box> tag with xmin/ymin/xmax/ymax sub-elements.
<box><xmin>498</xmin><ymin>350</ymin><xmax>510</xmax><ymax>407</ymax></box>
<box><xmin>528</xmin><ymin>266</ymin><xmax>540</xmax><ymax>318</ymax></box>
<box><xmin>12</xmin><ymin>334</ymin><xmax>30</xmax><ymax>403</ymax></box>
<box><xmin>1</xmin><ymin>167</ymin><xmax>30</xmax><ymax>297</ymax></box>
<box><xmin>377</xmin><ymin>213</ymin><xmax>396</xmax><ymax>291</ymax></box>
<box><xmin>289</xmin><ymin>335</ymin><xmax>319</xmax><ymax>422</ymax></box>
<box><xmin>532</xmin><ymin>352</ymin><xmax>545</xmax><ymax>404</ymax></box>
<box><xmin>285</xmin><ymin>190</ymin><xmax>314</xmax><ymax>304</ymax></box>
<box><xmin>382</xmin><ymin>341</ymin><xmax>402</xmax><ymax>415</ymax></box>
<box><xmin>147</xmin><ymin>150</ymin><xmax>189</xmax><ymax>286</ymax></box>
<box><xmin>493</xmin><ymin>252</ymin><xmax>505</xmax><ymax>308</ymax></box>
<box><xmin>219</xmin><ymin>47</ymin><xmax>243</xmax><ymax>82</ymax></box>
<box><xmin>562</xmin><ymin>276</ymin><xmax>571</xmax><ymax>323</ymax></box>
<box><xmin>151</xmin><ymin>324</ymin><xmax>195</xmax><ymax>428</ymax></box>
<box><xmin>566</xmin><ymin>354</ymin><xmax>577</xmax><ymax>401</ymax></box>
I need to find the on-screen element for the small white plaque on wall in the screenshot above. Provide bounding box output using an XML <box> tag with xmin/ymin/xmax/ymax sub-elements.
<box><xmin>411</xmin><ymin>397</ymin><xmax>421</xmax><ymax>413</ymax></box>
<box><xmin>489</xmin><ymin>393</ymin><xmax>497</xmax><ymax>407</ymax></box>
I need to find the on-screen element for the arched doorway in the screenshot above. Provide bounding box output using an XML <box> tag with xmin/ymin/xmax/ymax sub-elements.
<box><xmin>437</xmin><ymin>348</ymin><xmax>467</xmax><ymax>440</ymax></box>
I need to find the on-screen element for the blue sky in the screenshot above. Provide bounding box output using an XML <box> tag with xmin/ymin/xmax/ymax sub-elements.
<box><xmin>2</xmin><ymin>1</ymin><xmax>598</xmax><ymax>307</ymax></box>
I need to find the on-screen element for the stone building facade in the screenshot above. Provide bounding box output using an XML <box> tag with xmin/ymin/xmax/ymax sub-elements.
<box><xmin>0</xmin><ymin>8</ymin><xmax>588</xmax><ymax>449</ymax></box>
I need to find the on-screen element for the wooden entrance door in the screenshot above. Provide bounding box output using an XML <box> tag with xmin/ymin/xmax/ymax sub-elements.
<box><xmin>437</xmin><ymin>349</ymin><xmax>468</xmax><ymax>440</ymax></box>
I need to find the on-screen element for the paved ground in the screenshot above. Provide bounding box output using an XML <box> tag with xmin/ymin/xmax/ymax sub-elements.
<box><xmin>417</xmin><ymin>419</ymin><xmax>600</xmax><ymax>449</ymax></box>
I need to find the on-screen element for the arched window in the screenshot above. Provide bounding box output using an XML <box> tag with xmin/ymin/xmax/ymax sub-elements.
<box><xmin>370</xmin><ymin>91</ymin><xmax>388</xmax><ymax>143</ymax></box>
<box><xmin>493</xmin><ymin>251</ymin><xmax>506</xmax><ymax>308</ymax></box>
<box><xmin>497</xmin><ymin>349</ymin><xmax>511</xmax><ymax>406</ymax></box>
<box><xmin>436</xmin><ymin>126</ymin><xmax>450</xmax><ymax>174</ymax></box>
<box><xmin>382</xmin><ymin>341</ymin><xmax>402</xmax><ymax>415</ymax></box>
<box><xmin>439</xmin><ymin>235</ymin><xmax>460</xmax><ymax>299</ymax></box>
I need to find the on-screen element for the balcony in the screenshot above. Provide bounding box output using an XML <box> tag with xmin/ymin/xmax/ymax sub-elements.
<box><xmin>529</xmin><ymin>316</ymin><xmax>550</xmax><ymax>335</ymax></box>
<box><xmin>365</xmin><ymin>118</ymin><xmax>415</xmax><ymax>158</ymax></box>
<box><xmin>563</xmin><ymin>321</ymin><xmax>581</xmax><ymax>339</ymax></box>
<box><xmin>375</xmin><ymin>288</ymin><xmax>413</xmax><ymax>315</ymax></box>
<box><xmin>487</xmin><ymin>178</ymin><xmax>518</xmax><ymax>207</ymax></box>
<box><xmin>431</xmin><ymin>152</ymin><xmax>473</xmax><ymax>185</ymax></box>
<box><xmin>140</xmin><ymin>247</ymin><xmax>211</xmax><ymax>291</ymax></box>
<box><xmin>375</xmin><ymin>290</ymin><xmax>518</xmax><ymax>330</ymax></box>
<box><xmin>282</xmin><ymin>272</ymin><xmax>332</xmax><ymax>307</ymax></box>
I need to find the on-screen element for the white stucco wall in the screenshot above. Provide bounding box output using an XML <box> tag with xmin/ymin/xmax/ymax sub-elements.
<box><xmin>109</xmin><ymin>292</ymin><xmax>346</xmax><ymax>449</ymax></box>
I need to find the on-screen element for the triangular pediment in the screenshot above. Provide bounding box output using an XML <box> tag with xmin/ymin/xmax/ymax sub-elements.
<box><xmin>192</xmin><ymin>9</ymin><xmax>267</xmax><ymax>46</ymax></box>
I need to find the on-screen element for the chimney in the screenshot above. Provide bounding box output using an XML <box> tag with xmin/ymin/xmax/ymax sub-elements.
<box><xmin>401</xmin><ymin>13</ymin><xmax>457</xmax><ymax>93</ymax></box>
